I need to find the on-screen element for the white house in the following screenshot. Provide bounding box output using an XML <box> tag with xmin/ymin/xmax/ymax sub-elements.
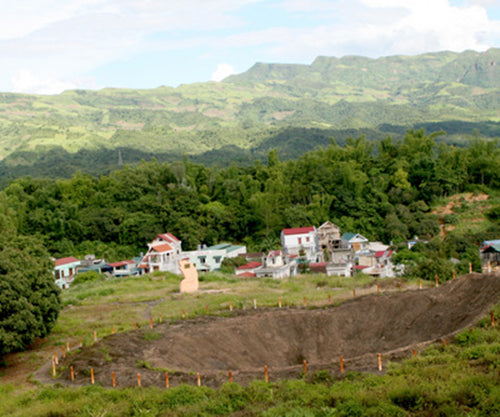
<box><xmin>281</xmin><ymin>226</ymin><xmax>320</xmax><ymax>261</ymax></box>
<box><xmin>183</xmin><ymin>243</ymin><xmax>247</xmax><ymax>272</ymax></box>
<box><xmin>236</xmin><ymin>261</ymin><xmax>262</xmax><ymax>278</ymax></box>
<box><xmin>140</xmin><ymin>233</ymin><xmax>183</xmax><ymax>274</ymax></box>
<box><xmin>341</xmin><ymin>233</ymin><xmax>369</xmax><ymax>252</ymax></box>
<box><xmin>53</xmin><ymin>256</ymin><xmax>81</xmax><ymax>289</ymax></box>
<box><xmin>254</xmin><ymin>250</ymin><xmax>298</xmax><ymax>279</ymax></box>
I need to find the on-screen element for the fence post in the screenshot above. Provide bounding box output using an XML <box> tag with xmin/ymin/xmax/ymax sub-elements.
<box><xmin>303</xmin><ymin>360</ymin><xmax>307</xmax><ymax>375</ymax></box>
<box><xmin>340</xmin><ymin>356</ymin><xmax>344</xmax><ymax>374</ymax></box>
<box><xmin>377</xmin><ymin>353</ymin><xmax>382</xmax><ymax>372</ymax></box>
<box><xmin>165</xmin><ymin>372</ymin><xmax>169</xmax><ymax>389</ymax></box>
<box><xmin>491</xmin><ymin>310</ymin><xmax>496</xmax><ymax>327</ymax></box>
<box><xmin>303</xmin><ymin>297</ymin><xmax>307</xmax><ymax>307</ymax></box>
<box><xmin>435</xmin><ymin>275</ymin><xmax>439</xmax><ymax>287</ymax></box>
<box><xmin>328</xmin><ymin>294</ymin><xmax>331</xmax><ymax>304</ymax></box>
<box><xmin>112</xmin><ymin>371</ymin><xmax>116</xmax><ymax>388</ymax></box>
<box><xmin>278</xmin><ymin>297</ymin><xmax>282</xmax><ymax>308</ymax></box>
<box><xmin>90</xmin><ymin>368</ymin><xmax>95</xmax><ymax>385</ymax></box>
<box><xmin>137</xmin><ymin>373</ymin><xmax>141</xmax><ymax>387</ymax></box>
<box><xmin>228</xmin><ymin>370</ymin><xmax>233</xmax><ymax>382</ymax></box>
<box><xmin>70</xmin><ymin>366</ymin><xmax>74</xmax><ymax>382</ymax></box>
<box><xmin>94</xmin><ymin>331</ymin><xmax>97</xmax><ymax>342</ymax></box>
<box><xmin>62</xmin><ymin>345</ymin><xmax>66</xmax><ymax>359</ymax></box>
<box><xmin>353</xmin><ymin>289</ymin><xmax>356</xmax><ymax>297</ymax></box>
<box><xmin>229</xmin><ymin>301</ymin><xmax>233</xmax><ymax>312</ymax></box>
<box><xmin>264</xmin><ymin>365</ymin><xmax>269</xmax><ymax>383</ymax></box>
<box><xmin>149</xmin><ymin>317</ymin><xmax>153</xmax><ymax>329</ymax></box>
<box><xmin>182</xmin><ymin>309</ymin><xmax>186</xmax><ymax>318</ymax></box>
<box><xmin>51</xmin><ymin>358</ymin><xmax>56</xmax><ymax>377</ymax></box>
<box><xmin>377</xmin><ymin>283</ymin><xmax>380</xmax><ymax>294</ymax></box>
<box><xmin>197</xmin><ymin>372</ymin><xmax>201</xmax><ymax>387</ymax></box>
<box><xmin>253</xmin><ymin>299</ymin><xmax>257</xmax><ymax>309</ymax></box>
<box><xmin>419</xmin><ymin>279</ymin><xmax>422</xmax><ymax>290</ymax></box>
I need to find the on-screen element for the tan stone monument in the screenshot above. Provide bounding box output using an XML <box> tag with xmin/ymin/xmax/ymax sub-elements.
<box><xmin>179</xmin><ymin>259</ymin><xmax>199</xmax><ymax>293</ymax></box>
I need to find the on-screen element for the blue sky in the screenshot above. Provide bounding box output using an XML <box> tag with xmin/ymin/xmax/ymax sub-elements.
<box><xmin>1</xmin><ymin>0</ymin><xmax>499</xmax><ymax>94</ymax></box>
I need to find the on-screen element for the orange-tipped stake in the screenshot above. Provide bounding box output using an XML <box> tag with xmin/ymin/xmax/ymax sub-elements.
<box><xmin>228</xmin><ymin>370</ymin><xmax>233</xmax><ymax>382</ymax></box>
<box><xmin>413</xmin><ymin>349</ymin><xmax>417</xmax><ymax>358</ymax></box>
<box><xmin>264</xmin><ymin>365</ymin><xmax>269</xmax><ymax>383</ymax></box>
<box><xmin>378</xmin><ymin>353</ymin><xmax>383</xmax><ymax>372</ymax></box>
<box><xmin>452</xmin><ymin>270</ymin><xmax>456</xmax><ymax>280</ymax></box>
<box><xmin>469</xmin><ymin>262</ymin><xmax>473</xmax><ymax>273</ymax></box>
<box><xmin>137</xmin><ymin>373</ymin><xmax>141</xmax><ymax>387</ymax></box>
<box><xmin>133</xmin><ymin>322</ymin><xmax>136</xmax><ymax>330</ymax></box>
<box><xmin>303</xmin><ymin>297</ymin><xmax>307</xmax><ymax>307</ymax></box>
<box><xmin>62</xmin><ymin>345</ymin><xmax>66</xmax><ymax>359</ymax></box>
<box><xmin>182</xmin><ymin>309</ymin><xmax>186</xmax><ymax>318</ymax></box>
<box><xmin>94</xmin><ymin>331</ymin><xmax>97</xmax><ymax>342</ymax></box>
<box><xmin>165</xmin><ymin>372</ymin><xmax>169</xmax><ymax>389</ymax></box>
<box><xmin>253</xmin><ymin>299</ymin><xmax>257</xmax><ymax>309</ymax></box>
<box><xmin>112</xmin><ymin>371</ymin><xmax>116</xmax><ymax>388</ymax></box>
<box><xmin>205</xmin><ymin>305</ymin><xmax>209</xmax><ymax>313</ymax></box>
<box><xmin>70</xmin><ymin>366</ymin><xmax>74</xmax><ymax>382</ymax></box>
<box><xmin>278</xmin><ymin>297</ymin><xmax>282</xmax><ymax>308</ymax></box>
<box><xmin>443</xmin><ymin>339</ymin><xmax>447</xmax><ymax>348</ymax></box>
<box><xmin>491</xmin><ymin>310</ymin><xmax>496</xmax><ymax>327</ymax></box>
<box><xmin>377</xmin><ymin>283</ymin><xmax>380</xmax><ymax>294</ymax></box>
<box><xmin>340</xmin><ymin>356</ymin><xmax>344</xmax><ymax>374</ymax></box>
<box><xmin>51</xmin><ymin>358</ymin><xmax>56</xmax><ymax>377</ymax></box>
<box><xmin>159</xmin><ymin>313</ymin><xmax>162</xmax><ymax>323</ymax></box>
<box><xmin>90</xmin><ymin>368</ymin><xmax>95</xmax><ymax>385</ymax></box>
<box><xmin>229</xmin><ymin>301</ymin><xmax>233</xmax><ymax>312</ymax></box>
<box><xmin>149</xmin><ymin>317</ymin><xmax>153</xmax><ymax>329</ymax></box>
<box><xmin>54</xmin><ymin>352</ymin><xmax>59</xmax><ymax>365</ymax></box>
<box><xmin>353</xmin><ymin>289</ymin><xmax>356</xmax><ymax>297</ymax></box>
<box><xmin>303</xmin><ymin>360</ymin><xmax>307</xmax><ymax>375</ymax></box>
<box><xmin>197</xmin><ymin>372</ymin><xmax>201</xmax><ymax>387</ymax></box>
<box><xmin>111</xmin><ymin>326</ymin><xmax>115</xmax><ymax>334</ymax></box>
<box><xmin>328</xmin><ymin>294</ymin><xmax>332</xmax><ymax>304</ymax></box>
<box><xmin>419</xmin><ymin>279</ymin><xmax>423</xmax><ymax>290</ymax></box>
<box><xmin>79</xmin><ymin>337</ymin><xmax>83</xmax><ymax>348</ymax></box>
<box><xmin>66</xmin><ymin>341</ymin><xmax>70</xmax><ymax>352</ymax></box>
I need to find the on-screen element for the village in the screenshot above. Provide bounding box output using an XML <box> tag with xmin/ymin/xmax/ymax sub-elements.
<box><xmin>52</xmin><ymin>221</ymin><xmax>500</xmax><ymax>289</ymax></box>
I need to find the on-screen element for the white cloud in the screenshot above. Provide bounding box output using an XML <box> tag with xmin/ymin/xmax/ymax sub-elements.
<box><xmin>211</xmin><ymin>63</ymin><xmax>237</xmax><ymax>81</ymax></box>
<box><xmin>11</xmin><ymin>69</ymin><xmax>97</xmax><ymax>95</ymax></box>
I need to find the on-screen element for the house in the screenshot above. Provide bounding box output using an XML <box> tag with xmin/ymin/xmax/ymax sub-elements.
<box><xmin>326</xmin><ymin>262</ymin><xmax>352</xmax><ymax>277</ymax></box>
<box><xmin>235</xmin><ymin>261</ymin><xmax>262</xmax><ymax>278</ymax></box>
<box><xmin>53</xmin><ymin>256</ymin><xmax>81</xmax><ymax>289</ymax></box>
<box><xmin>183</xmin><ymin>243</ymin><xmax>247</xmax><ymax>272</ymax></box>
<box><xmin>317</xmin><ymin>221</ymin><xmax>342</xmax><ymax>257</ymax></box>
<box><xmin>254</xmin><ymin>250</ymin><xmax>298</xmax><ymax>279</ymax></box>
<box><xmin>341</xmin><ymin>233</ymin><xmax>369</xmax><ymax>252</ymax></box>
<box><xmin>310</xmin><ymin>262</ymin><xmax>328</xmax><ymax>274</ymax></box>
<box><xmin>356</xmin><ymin>250</ymin><xmax>397</xmax><ymax>278</ymax></box>
<box><xmin>140</xmin><ymin>233</ymin><xmax>183</xmax><ymax>274</ymax></box>
<box><xmin>107</xmin><ymin>259</ymin><xmax>144</xmax><ymax>278</ymax></box>
<box><xmin>481</xmin><ymin>240</ymin><xmax>500</xmax><ymax>271</ymax></box>
<box><xmin>281</xmin><ymin>226</ymin><xmax>321</xmax><ymax>261</ymax></box>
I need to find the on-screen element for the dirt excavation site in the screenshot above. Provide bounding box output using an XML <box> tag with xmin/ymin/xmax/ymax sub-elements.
<box><xmin>37</xmin><ymin>273</ymin><xmax>500</xmax><ymax>388</ymax></box>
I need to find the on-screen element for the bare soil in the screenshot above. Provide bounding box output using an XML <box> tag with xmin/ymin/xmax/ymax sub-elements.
<box><xmin>35</xmin><ymin>273</ymin><xmax>500</xmax><ymax>388</ymax></box>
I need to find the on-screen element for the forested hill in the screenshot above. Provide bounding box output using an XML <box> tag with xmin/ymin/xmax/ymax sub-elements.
<box><xmin>0</xmin><ymin>48</ymin><xmax>499</xmax><ymax>183</ymax></box>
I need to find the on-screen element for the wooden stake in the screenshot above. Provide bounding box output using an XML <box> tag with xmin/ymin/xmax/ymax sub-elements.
<box><xmin>377</xmin><ymin>353</ymin><xmax>382</xmax><ymax>372</ymax></box>
<box><xmin>435</xmin><ymin>275</ymin><xmax>439</xmax><ymax>287</ymax></box>
<box><xmin>94</xmin><ymin>331</ymin><xmax>97</xmax><ymax>342</ymax></box>
<box><xmin>90</xmin><ymin>368</ymin><xmax>95</xmax><ymax>385</ymax></box>
<box><xmin>419</xmin><ymin>279</ymin><xmax>422</xmax><ymax>290</ymax></box>
<box><xmin>303</xmin><ymin>360</ymin><xmax>307</xmax><ymax>375</ymax></box>
<box><xmin>51</xmin><ymin>358</ymin><xmax>56</xmax><ymax>377</ymax></box>
<box><xmin>197</xmin><ymin>372</ymin><xmax>201</xmax><ymax>387</ymax></box>
<box><xmin>491</xmin><ymin>310</ymin><xmax>496</xmax><ymax>327</ymax></box>
<box><xmin>228</xmin><ymin>370</ymin><xmax>233</xmax><ymax>382</ymax></box>
<box><xmin>340</xmin><ymin>356</ymin><xmax>344</xmax><ymax>374</ymax></box>
<box><xmin>398</xmin><ymin>281</ymin><xmax>402</xmax><ymax>290</ymax></box>
<box><xmin>66</xmin><ymin>341</ymin><xmax>70</xmax><ymax>352</ymax></box>
<box><xmin>79</xmin><ymin>337</ymin><xmax>83</xmax><ymax>348</ymax></box>
<box><xmin>133</xmin><ymin>322</ymin><xmax>136</xmax><ymax>330</ymax></box>
<box><xmin>165</xmin><ymin>372</ymin><xmax>169</xmax><ymax>389</ymax></box>
<box><xmin>229</xmin><ymin>301</ymin><xmax>233</xmax><ymax>312</ymax></box>
<box><xmin>377</xmin><ymin>283</ymin><xmax>380</xmax><ymax>294</ymax></box>
<box><xmin>205</xmin><ymin>305</ymin><xmax>209</xmax><ymax>313</ymax></box>
<box><xmin>452</xmin><ymin>270</ymin><xmax>456</xmax><ymax>280</ymax></box>
<box><xmin>328</xmin><ymin>294</ymin><xmax>331</xmax><ymax>304</ymax></box>
<box><xmin>111</xmin><ymin>326</ymin><xmax>115</xmax><ymax>334</ymax></box>
<box><xmin>278</xmin><ymin>297</ymin><xmax>282</xmax><ymax>308</ymax></box>
<box><xmin>149</xmin><ymin>317</ymin><xmax>153</xmax><ymax>329</ymax></box>
<box><xmin>443</xmin><ymin>339</ymin><xmax>447</xmax><ymax>348</ymax></box>
<box><xmin>413</xmin><ymin>349</ymin><xmax>417</xmax><ymax>358</ymax></box>
<box><xmin>112</xmin><ymin>371</ymin><xmax>116</xmax><ymax>388</ymax></box>
<box><xmin>182</xmin><ymin>309</ymin><xmax>186</xmax><ymax>318</ymax></box>
<box><xmin>303</xmin><ymin>297</ymin><xmax>307</xmax><ymax>307</ymax></box>
<box><xmin>54</xmin><ymin>352</ymin><xmax>59</xmax><ymax>365</ymax></box>
<box><xmin>469</xmin><ymin>262</ymin><xmax>473</xmax><ymax>273</ymax></box>
<box><xmin>70</xmin><ymin>366</ymin><xmax>74</xmax><ymax>382</ymax></box>
<box><xmin>353</xmin><ymin>288</ymin><xmax>356</xmax><ymax>297</ymax></box>
<box><xmin>137</xmin><ymin>373</ymin><xmax>141</xmax><ymax>387</ymax></box>
<box><xmin>253</xmin><ymin>299</ymin><xmax>257</xmax><ymax>309</ymax></box>
<box><xmin>159</xmin><ymin>313</ymin><xmax>162</xmax><ymax>323</ymax></box>
<box><xmin>264</xmin><ymin>365</ymin><xmax>269</xmax><ymax>383</ymax></box>
<box><xmin>62</xmin><ymin>345</ymin><xmax>66</xmax><ymax>359</ymax></box>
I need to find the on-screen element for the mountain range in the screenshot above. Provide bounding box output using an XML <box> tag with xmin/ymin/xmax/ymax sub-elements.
<box><xmin>0</xmin><ymin>48</ymin><xmax>499</xmax><ymax>183</ymax></box>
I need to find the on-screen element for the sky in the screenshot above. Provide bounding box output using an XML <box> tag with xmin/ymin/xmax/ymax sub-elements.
<box><xmin>1</xmin><ymin>0</ymin><xmax>500</xmax><ymax>95</ymax></box>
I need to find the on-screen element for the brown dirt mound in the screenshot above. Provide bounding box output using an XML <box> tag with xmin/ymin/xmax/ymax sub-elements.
<box><xmin>36</xmin><ymin>273</ymin><xmax>500</xmax><ymax>388</ymax></box>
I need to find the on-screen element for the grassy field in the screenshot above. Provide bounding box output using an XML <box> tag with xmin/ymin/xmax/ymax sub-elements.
<box><xmin>1</xmin><ymin>272</ymin><xmax>499</xmax><ymax>416</ymax></box>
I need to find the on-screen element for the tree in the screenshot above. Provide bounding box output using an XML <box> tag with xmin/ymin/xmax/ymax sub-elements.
<box><xmin>0</xmin><ymin>232</ymin><xmax>61</xmax><ymax>357</ymax></box>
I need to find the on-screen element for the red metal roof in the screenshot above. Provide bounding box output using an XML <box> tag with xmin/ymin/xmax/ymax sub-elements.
<box><xmin>238</xmin><ymin>272</ymin><xmax>256</xmax><ymax>278</ymax></box>
<box><xmin>237</xmin><ymin>261</ymin><xmax>262</xmax><ymax>270</ymax></box>
<box><xmin>375</xmin><ymin>250</ymin><xmax>393</xmax><ymax>258</ymax></box>
<box><xmin>354</xmin><ymin>265</ymin><xmax>368</xmax><ymax>269</ymax></box>
<box><xmin>151</xmin><ymin>243</ymin><xmax>173</xmax><ymax>253</ymax></box>
<box><xmin>157</xmin><ymin>233</ymin><xmax>180</xmax><ymax>243</ymax></box>
<box><xmin>282</xmin><ymin>226</ymin><xmax>315</xmax><ymax>235</ymax></box>
<box><xmin>55</xmin><ymin>256</ymin><xmax>80</xmax><ymax>266</ymax></box>
<box><xmin>108</xmin><ymin>260</ymin><xmax>134</xmax><ymax>268</ymax></box>
<box><xmin>310</xmin><ymin>262</ymin><xmax>328</xmax><ymax>267</ymax></box>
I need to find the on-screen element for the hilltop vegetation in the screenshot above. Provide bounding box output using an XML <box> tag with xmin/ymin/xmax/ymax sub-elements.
<box><xmin>0</xmin><ymin>49</ymin><xmax>499</xmax><ymax>181</ymax></box>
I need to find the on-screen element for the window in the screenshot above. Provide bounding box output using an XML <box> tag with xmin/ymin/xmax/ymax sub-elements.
<box><xmin>306</xmin><ymin>237</ymin><xmax>310</xmax><ymax>243</ymax></box>
<box><xmin>199</xmin><ymin>256</ymin><xmax>206</xmax><ymax>265</ymax></box>
<box><xmin>214</xmin><ymin>256</ymin><xmax>221</xmax><ymax>264</ymax></box>
<box><xmin>298</xmin><ymin>237</ymin><xmax>302</xmax><ymax>244</ymax></box>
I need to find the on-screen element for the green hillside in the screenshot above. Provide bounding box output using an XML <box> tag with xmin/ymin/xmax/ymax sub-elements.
<box><xmin>0</xmin><ymin>49</ymin><xmax>499</xmax><ymax>181</ymax></box>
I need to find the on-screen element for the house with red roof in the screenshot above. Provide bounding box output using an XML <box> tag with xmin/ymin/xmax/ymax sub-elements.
<box><xmin>53</xmin><ymin>256</ymin><xmax>81</xmax><ymax>289</ymax></box>
<box><xmin>254</xmin><ymin>250</ymin><xmax>298</xmax><ymax>279</ymax></box>
<box><xmin>235</xmin><ymin>261</ymin><xmax>261</xmax><ymax>278</ymax></box>
<box><xmin>280</xmin><ymin>226</ymin><xmax>321</xmax><ymax>261</ymax></box>
<box><xmin>140</xmin><ymin>233</ymin><xmax>183</xmax><ymax>274</ymax></box>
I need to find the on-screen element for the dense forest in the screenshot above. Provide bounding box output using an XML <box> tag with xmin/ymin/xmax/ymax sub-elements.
<box><xmin>1</xmin><ymin>130</ymin><xmax>499</xmax><ymax>268</ymax></box>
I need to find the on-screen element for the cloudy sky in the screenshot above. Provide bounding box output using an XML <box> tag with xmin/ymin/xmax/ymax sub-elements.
<box><xmin>1</xmin><ymin>0</ymin><xmax>499</xmax><ymax>95</ymax></box>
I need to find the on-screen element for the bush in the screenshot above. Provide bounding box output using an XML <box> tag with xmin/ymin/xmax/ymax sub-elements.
<box><xmin>72</xmin><ymin>271</ymin><xmax>106</xmax><ymax>286</ymax></box>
